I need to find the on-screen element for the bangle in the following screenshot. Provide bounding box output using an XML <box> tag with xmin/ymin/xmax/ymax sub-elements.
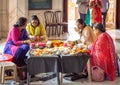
<box><xmin>23</xmin><ymin>41</ymin><xmax>25</xmax><ymax>43</ymax></box>
<box><xmin>21</xmin><ymin>41</ymin><xmax>24</xmax><ymax>44</ymax></box>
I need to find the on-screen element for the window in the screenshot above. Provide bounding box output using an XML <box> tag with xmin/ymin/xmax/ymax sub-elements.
<box><xmin>29</xmin><ymin>0</ymin><xmax>52</xmax><ymax>10</ymax></box>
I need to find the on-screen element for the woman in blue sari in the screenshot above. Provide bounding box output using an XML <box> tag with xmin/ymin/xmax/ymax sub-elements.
<box><xmin>4</xmin><ymin>17</ymin><xmax>31</xmax><ymax>66</ymax></box>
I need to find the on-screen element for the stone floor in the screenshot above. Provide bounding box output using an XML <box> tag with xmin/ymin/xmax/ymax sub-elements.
<box><xmin>25</xmin><ymin>77</ymin><xmax>120</xmax><ymax>85</ymax></box>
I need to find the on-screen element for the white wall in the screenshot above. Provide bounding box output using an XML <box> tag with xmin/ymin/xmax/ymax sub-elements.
<box><xmin>52</xmin><ymin>0</ymin><xmax>63</xmax><ymax>10</ymax></box>
<box><xmin>8</xmin><ymin>0</ymin><xmax>28</xmax><ymax>29</ymax></box>
<box><xmin>8</xmin><ymin>0</ymin><xmax>17</xmax><ymax>29</ymax></box>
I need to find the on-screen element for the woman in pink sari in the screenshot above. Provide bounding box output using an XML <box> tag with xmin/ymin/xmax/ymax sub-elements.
<box><xmin>90</xmin><ymin>23</ymin><xmax>116</xmax><ymax>81</ymax></box>
<box><xmin>4</xmin><ymin>17</ymin><xmax>31</xmax><ymax>67</ymax></box>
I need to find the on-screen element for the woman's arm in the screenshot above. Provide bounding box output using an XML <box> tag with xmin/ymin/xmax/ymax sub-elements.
<box><xmin>11</xmin><ymin>28</ymin><xmax>22</xmax><ymax>45</ymax></box>
<box><xmin>82</xmin><ymin>29</ymin><xmax>91</xmax><ymax>44</ymax></box>
<box><xmin>11</xmin><ymin>28</ymin><xmax>31</xmax><ymax>45</ymax></box>
<box><xmin>39</xmin><ymin>22</ymin><xmax>48</xmax><ymax>41</ymax></box>
<box><xmin>26</xmin><ymin>23</ymin><xmax>31</xmax><ymax>35</ymax></box>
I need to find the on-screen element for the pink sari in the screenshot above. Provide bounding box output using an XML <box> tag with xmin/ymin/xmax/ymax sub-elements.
<box><xmin>90</xmin><ymin>32</ymin><xmax>116</xmax><ymax>81</ymax></box>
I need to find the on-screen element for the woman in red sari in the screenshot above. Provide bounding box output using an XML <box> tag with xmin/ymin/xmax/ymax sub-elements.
<box><xmin>90</xmin><ymin>23</ymin><xmax>116</xmax><ymax>81</ymax></box>
<box><xmin>90</xmin><ymin>0</ymin><xmax>102</xmax><ymax>26</ymax></box>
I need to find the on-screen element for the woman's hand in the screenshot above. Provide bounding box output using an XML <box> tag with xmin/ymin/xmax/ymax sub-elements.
<box><xmin>67</xmin><ymin>41</ymin><xmax>75</xmax><ymax>46</ymax></box>
<box><xmin>35</xmin><ymin>36</ymin><xmax>45</xmax><ymax>41</ymax></box>
<box><xmin>29</xmin><ymin>35</ymin><xmax>35</xmax><ymax>39</ymax></box>
<box><xmin>96</xmin><ymin>3</ymin><xmax>102</xmax><ymax>8</ymax></box>
<box><xmin>40</xmin><ymin>36</ymin><xmax>45</xmax><ymax>40</ymax></box>
<box><xmin>22</xmin><ymin>39</ymin><xmax>31</xmax><ymax>44</ymax></box>
<box><xmin>26</xmin><ymin>40</ymin><xmax>31</xmax><ymax>44</ymax></box>
<box><xmin>74</xmin><ymin>27</ymin><xmax>79</xmax><ymax>32</ymax></box>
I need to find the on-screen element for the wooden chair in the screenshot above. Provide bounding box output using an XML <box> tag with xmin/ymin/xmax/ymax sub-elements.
<box><xmin>44</xmin><ymin>11</ymin><xmax>58</xmax><ymax>36</ymax></box>
<box><xmin>55</xmin><ymin>10</ymin><xmax>68</xmax><ymax>36</ymax></box>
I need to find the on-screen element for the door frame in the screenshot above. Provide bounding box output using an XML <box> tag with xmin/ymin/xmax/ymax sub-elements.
<box><xmin>63</xmin><ymin>0</ymin><xmax>68</xmax><ymax>32</ymax></box>
<box><xmin>63</xmin><ymin>0</ymin><xmax>68</xmax><ymax>22</ymax></box>
<box><xmin>63</xmin><ymin>0</ymin><xmax>117</xmax><ymax>29</ymax></box>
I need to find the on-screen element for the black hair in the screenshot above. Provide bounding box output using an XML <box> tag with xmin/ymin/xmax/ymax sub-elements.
<box><xmin>31</xmin><ymin>15</ymin><xmax>40</xmax><ymax>26</ymax></box>
<box><xmin>93</xmin><ymin>23</ymin><xmax>106</xmax><ymax>32</ymax></box>
<box><xmin>77</xmin><ymin>19</ymin><xmax>86</xmax><ymax>27</ymax></box>
<box><xmin>13</xmin><ymin>17</ymin><xmax>27</xmax><ymax>27</ymax></box>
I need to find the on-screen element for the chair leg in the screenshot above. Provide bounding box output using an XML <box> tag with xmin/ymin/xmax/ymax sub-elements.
<box><xmin>0</xmin><ymin>66</ymin><xmax>2</xmax><ymax>83</ymax></box>
<box><xmin>46</xmin><ymin>26</ymin><xmax>48</xmax><ymax>36</ymax></box>
<box><xmin>57</xmin><ymin>25</ymin><xmax>60</xmax><ymax>37</ymax></box>
<box><xmin>55</xmin><ymin>26</ymin><xmax>57</xmax><ymax>35</ymax></box>
<box><xmin>27</xmin><ymin>72</ymin><xmax>30</xmax><ymax>85</ymax></box>
<box><xmin>55</xmin><ymin>26</ymin><xmax>59</xmax><ymax>37</ymax></box>
<box><xmin>62</xmin><ymin>26</ymin><xmax>64</xmax><ymax>34</ymax></box>
<box><xmin>52</xmin><ymin>26</ymin><xmax>54</xmax><ymax>35</ymax></box>
<box><xmin>13</xmin><ymin>65</ymin><xmax>17</xmax><ymax>81</ymax></box>
<box><xmin>116</xmin><ymin>53</ymin><xmax>120</xmax><ymax>76</ymax></box>
<box><xmin>52</xmin><ymin>26</ymin><xmax>56</xmax><ymax>35</ymax></box>
<box><xmin>1</xmin><ymin>66</ymin><xmax>5</xmax><ymax>83</ymax></box>
<box><xmin>48</xmin><ymin>26</ymin><xmax>51</xmax><ymax>37</ymax></box>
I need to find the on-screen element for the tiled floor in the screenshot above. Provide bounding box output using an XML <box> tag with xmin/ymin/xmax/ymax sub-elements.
<box><xmin>0</xmin><ymin>28</ymin><xmax>120</xmax><ymax>85</ymax></box>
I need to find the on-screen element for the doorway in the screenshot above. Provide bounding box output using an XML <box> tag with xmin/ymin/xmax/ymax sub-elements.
<box><xmin>67</xmin><ymin>0</ymin><xmax>116</xmax><ymax>29</ymax></box>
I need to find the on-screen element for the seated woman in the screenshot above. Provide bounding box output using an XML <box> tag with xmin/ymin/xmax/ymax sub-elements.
<box><xmin>26</xmin><ymin>15</ymin><xmax>48</xmax><ymax>43</ymax></box>
<box><xmin>90</xmin><ymin>23</ymin><xmax>116</xmax><ymax>81</ymax></box>
<box><xmin>64</xmin><ymin>19</ymin><xmax>96</xmax><ymax>79</ymax></box>
<box><xmin>68</xmin><ymin>19</ymin><xmax>96</xmax><ymax>49</ymax></box>
<box><xmin>3</xmin><ymin>17</ymin><xmax>31</xmax><ymax>67</ymax></box>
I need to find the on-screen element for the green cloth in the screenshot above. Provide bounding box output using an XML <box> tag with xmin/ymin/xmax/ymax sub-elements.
<box><xmin>85</xmin><ymin>8</ymin><xmax>90</xmax><ymax>26</ymax></box>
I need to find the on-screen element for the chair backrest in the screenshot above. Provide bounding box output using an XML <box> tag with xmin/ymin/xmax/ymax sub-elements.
<box><xmin>44</xmin><ymin>11</ymin><xmax>56</xmax><ymax>24</ymax></box>
<box><xmin>55</xmin><ymin>11</ymin><xmax>64</xmax><ymax>23</ymax></box>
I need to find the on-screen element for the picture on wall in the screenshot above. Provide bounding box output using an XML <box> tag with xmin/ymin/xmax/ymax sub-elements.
<box><xmin>29</xmin><ymin>0</ymin><xmax>52</xmax><ymax>10</ymax></box>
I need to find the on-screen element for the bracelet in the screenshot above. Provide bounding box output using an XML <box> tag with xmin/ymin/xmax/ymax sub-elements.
<box><xmin>21</xmin><ymin>41</ymin><xmax>24</xmax><ymax>44</ymax></box>
<box><xmin>23</xmin><ymin>41</ymin><xmax>25</xmax><ymax>44</ymax></box>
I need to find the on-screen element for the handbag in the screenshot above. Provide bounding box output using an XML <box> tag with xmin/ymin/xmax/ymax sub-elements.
<box><xmin>91</xmin><ymin>66</ymin><xmax>105</xmax><ymax>82</ymax></box>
